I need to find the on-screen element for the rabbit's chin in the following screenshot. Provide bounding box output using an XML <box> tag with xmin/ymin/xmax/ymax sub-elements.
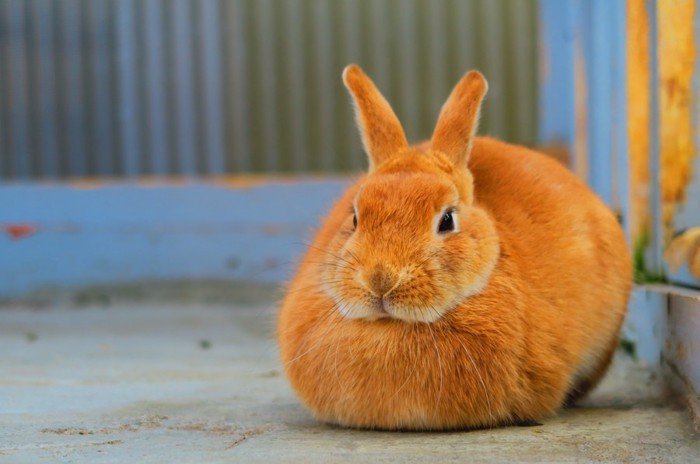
<box><xmin>335</xmin><ymin>300</ymin><xmax>442</xmax><ymax>323</ymax></box>
<box><xmin>329</xmin><ymin>274</ymin><xmax>494</xmax><ymax>324</ymax></box>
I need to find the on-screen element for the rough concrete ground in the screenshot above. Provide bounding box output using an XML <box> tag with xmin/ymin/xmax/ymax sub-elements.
<box><xmin>1</xmin><ymin>288</ymin><xmax>698</xmax><ymax>463</ymax></box>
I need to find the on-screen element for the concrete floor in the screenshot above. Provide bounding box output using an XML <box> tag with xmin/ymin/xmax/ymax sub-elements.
<box><xmin>1</xmin><ymin>292</ymin><xmax>699</xmax><ymax>463</ymax></box>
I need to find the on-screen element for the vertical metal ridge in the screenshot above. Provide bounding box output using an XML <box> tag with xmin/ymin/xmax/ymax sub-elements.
<box><xmin>397</xmin><ymin>0</ymin><xmax>419</xmax><ymax>140</ymax></box>
<box><xmin>115</xmin><ymin>0</ymin><xmax>140</xmax><ymax>177</ymax></box>
<box><xmin>507</xmin><ymin>0</ymin><xmax>535</xmax><ymax>145</ymax></box>
<box><xmin>339</xmin><ymin>0</ymin><xmax>363</xmax><ymax>170</ymax></box>
<box><xmin>6</xmin><ymin>0</ymin><xmax>30</xmax><ymax>178</ymax></box>
<box><xmin>427</xmin><ymin>0</ymin><xmax>448</xmax><ymax>125</ymax></box>
<box><xmin>87</xmin><ymin>0</ymin><xmax>115</xmax><ymax>177</ymax></box>
<box><xmin>312</xmin><ymin>0</ymin><xmax>336</xmax><ymax>171</ymax></box>
<box><xmin>60</xmin><ymin>0</ymin><xmax>87</xmax><ymax>177</ymax></box>
<box><xmin>453</xmin><ymin>0</ymin><xmax>477</xmax><ymax>73</ymax></box>
<box><xmin>171</xmin><ymin>0</ymin><xmax>197</xmax><ymax>175</ymax></box>
<box><xmin>0</xmin><ymin>0</ymin><xmax>6</xmax><ymax>179</ymax></box>
<box><xmin>479</xmin><ymin>0</ymin><xmax>507</xmax><ymax>138</ymax></box>
<box><xmin>142</xmin><ymin>0</ymin><xmax>168</xmax><ymax>175</ymax></box>
<box><xmin>226</xmin><ymin>0</ymin><xmax>251</xmax><ymax>172</ymax></box>
<box><xmin>254</xmin><ymin>0</ymin><xmax>280</xmax><ymax>172</ymax></box>
<box><xmin>199</xmin><ymin>0</ymin><xmax>225</xmax><ymax>175</ymax></box>
<box><xmin>30</xmin><ymin>0</ymin><xmax>58</xmax><ymax>178</ymax></box>
<box><xmin>283</xmin><ymin>0</ymin><xmax>309</xmax><ymax>172</ymax></box>
<box><xmin>368</xmin><ymin>0</ymin><xmax>390</xmax><ymax>90</ymax></box>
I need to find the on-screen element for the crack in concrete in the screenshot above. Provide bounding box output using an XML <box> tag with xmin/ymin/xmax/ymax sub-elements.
<box><xmin>225</xmin><ymin>425</ymin><xmax>274</xmax><ymax>450</ymax></box>
<box><xmin>41</xmin><ymin>415</ymin><xmax>168</xmax><ymax>436</ymax></box>
<box><xmin>1</xmin><ymin>440</ymin><xmax>124</xmax><ymax>452</ymax></box>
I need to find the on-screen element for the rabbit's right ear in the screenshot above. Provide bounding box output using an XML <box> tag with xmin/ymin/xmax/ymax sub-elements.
<box><xmin>343</xmin><ymin>65</ymin><xmax>408</xmax><ymax>171</ymax></box>
<box><xmin>431</xmin><ymin>71</ymin><xmax>488</xmax><ymax>167</ymax></box>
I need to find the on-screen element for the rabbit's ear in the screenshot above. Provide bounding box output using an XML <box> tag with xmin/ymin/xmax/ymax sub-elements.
<box><xmin>343</xmin><ymin>64</ymin><xmax>408</xmax><ymax>171</ymax></box>
<box><xmin>431</xmin><ymin>71</ymin><xmax>488</xmax><ymax>167</ymax></box>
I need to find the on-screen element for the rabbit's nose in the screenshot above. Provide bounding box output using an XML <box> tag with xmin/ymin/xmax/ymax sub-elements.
<box><xmin>364</xmin><ymin>264</ymin><xmax>399</xmax><ymax>297</ymax></box>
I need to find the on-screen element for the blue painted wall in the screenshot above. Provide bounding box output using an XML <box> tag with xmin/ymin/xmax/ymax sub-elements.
<box><xmin>0</xmin><ymin>180</ymin><xmax>349</xmax><ymax>297</ymax></box>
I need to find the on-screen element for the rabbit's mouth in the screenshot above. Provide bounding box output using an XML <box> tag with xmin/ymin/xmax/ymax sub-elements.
<box><xmin>334</xmin><ymin>291</ymin><xmax>453</xmax><ymax>324</ymax></box>
<box><xmin>334</xmin><ymin>295</ymin><xmax>394</xmax><ymax>321</ymax></box>
<box><xmin>373</xmin><ymin>296</ymin><xmax>393</xmax><ymax>317</ymax></box>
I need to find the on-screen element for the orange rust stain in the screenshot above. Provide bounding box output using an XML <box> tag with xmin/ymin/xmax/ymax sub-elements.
<box><xmin>658</xmin><ymin>0</ymin><xmax>697</xmax><ymax>235</ymax></box>
<box><xmin>209</xmin><ymin>174</ymin><xmax>355</xmax><ymax>189</ymax></box>
<box><xmin>4</xmin><ymin>224</ymin><xmax>38</xmax><ymax>240</ymax></box>
<box><xmin>627</xmin><ymin>0</ymin><xmax>651</xmax><ymax>242</ymax></box>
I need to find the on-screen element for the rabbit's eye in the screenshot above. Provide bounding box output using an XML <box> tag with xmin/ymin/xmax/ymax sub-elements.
<box><xmin>438</xmin><ymin>212</ymin><xmax>454</xmax><ymax>233</ymax></box>
<box><xmin>353</xmin><ymin>214</ymin><xmax>358</xmax><ymax>229</ymax></box>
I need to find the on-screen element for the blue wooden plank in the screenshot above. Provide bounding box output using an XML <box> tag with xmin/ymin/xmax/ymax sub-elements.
<box><xmin>582</xmin><ymin>0</ymin><xmax>613</xmax><ymax>206</ymax></box>
<box><xmin>0</xmin><ymin>180</ymin><xmax>350</xmax><ymax>297</ymax></box>
<box><xmin>624</xmin><ymin>287</ymin><xmax>668</xmax><ymax>368</ymax></box>
<box><xmin>610</xmin><ymin>0</ymin><xmax>630</xmax><ymax>240</ymax></box>
<box><xmin>30</xmin><ymin>0</ymin><xmax>59</xmax><ymax>178</ymax></box>
<box><xmin>6</xmin><ymin>0</ymin><xmax>30</xmax><ymax>178</ymax></box>
<box><xmin>199</xmin><ymin>0</ymin><xmax>225</xmax><ymax>174</ymax></box>
<box><xmin>171</xmin><ymin>0</ymin><xmax>197</xmax><ymax>175</ymax></box>
<box><xmin>115</xmin><ymin>0</ymin><xmax>140</xmax><ymax>176</ymax></box>
<box><xmin>538</xmin><ymin>0</ymin><xmax>576</xmax><ymax>151</ymax></box>
<box><xmin>646</xmin><ymin>0</ymin><xmax>664</xmax><ymax>276</ymax></box>
<box><xmin>87</xmin><ymin>0</ymin><xmax>115</xmax><ymax>177</ymax></box>
<box><xmin>142</xmin><ymin>0</ymin><xmax>169</xmax><ymax>175</ymax></box>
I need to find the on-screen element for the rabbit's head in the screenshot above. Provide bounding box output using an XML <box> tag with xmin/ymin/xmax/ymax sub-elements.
<box><xmin>322</xmin><ymin>65</ymin><xmax>500</xmax><ymax>323</ymax></box>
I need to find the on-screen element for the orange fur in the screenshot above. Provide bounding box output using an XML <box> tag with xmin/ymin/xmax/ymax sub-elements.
<box><xmin>277</xmin><ymin>65</ymin><xmax>631</xmax><ymax>430</ymax></box>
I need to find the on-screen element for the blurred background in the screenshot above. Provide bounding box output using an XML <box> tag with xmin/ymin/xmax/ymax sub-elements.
<box><xmin>0</xmin><ymin>0</ymin><xmax>538</xmax><ymax>179</ymax></box>
<box><xmin>0</xmin><ymin>0</ymin><xmax>699</xmax><ymax>298</ymax></box>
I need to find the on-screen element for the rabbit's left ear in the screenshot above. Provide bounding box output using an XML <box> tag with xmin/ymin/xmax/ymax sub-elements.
<box><xmin>431</xmin><ymin>71</ymin><xmax>488</xmax><ymax>167</ymax></box>
<box><xmin>343</xmin><ymin>64</ymin><xmax>408</xmax><ymax>171</ymax></box>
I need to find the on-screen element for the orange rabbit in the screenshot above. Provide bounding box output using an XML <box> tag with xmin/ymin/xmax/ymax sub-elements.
<box><xmin>277</xmin><ymin>65</ymin><xmax>632</xmax><ymax>430</ymax></box>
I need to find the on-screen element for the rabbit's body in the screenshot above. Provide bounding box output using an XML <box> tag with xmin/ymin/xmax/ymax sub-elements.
<box><xmin>278</xmin><ymin>66</ymin><xmax>631</xmax><ymax>430</ymax></box>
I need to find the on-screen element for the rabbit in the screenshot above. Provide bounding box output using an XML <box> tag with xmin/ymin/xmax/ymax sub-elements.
<box><xmin>277</xmin><ymin>64</ymin><xmax>632</xmax><ymax>430</ymax></box>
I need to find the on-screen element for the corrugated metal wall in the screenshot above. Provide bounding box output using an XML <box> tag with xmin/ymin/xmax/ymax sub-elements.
<box><xmin>0</xmin><ymin>0</ymin><xmax>538</xmax><ymax>180</ymax></box>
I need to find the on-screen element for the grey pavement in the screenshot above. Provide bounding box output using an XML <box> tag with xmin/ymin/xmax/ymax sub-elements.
<box><xmin>1</xmin><ymin>287</ymin><xmax>698</xmax><ymax>463</ymax></box>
